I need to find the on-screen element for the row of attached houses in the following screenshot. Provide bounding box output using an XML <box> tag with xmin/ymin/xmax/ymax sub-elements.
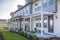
<box><xmin>8</xmin><ymin>0</ymin><xmax>60</xmax><ymax>37</ymax></box>
<box><xmin>0</xmin><ymin>19</ymin><xmax>7</xmax><ymax>30</ymax></box>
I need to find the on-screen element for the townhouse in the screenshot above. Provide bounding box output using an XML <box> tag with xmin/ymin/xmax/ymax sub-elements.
<box><xmin>8</xmin><ymin>0</ymin><xmax>60</xmax><ymax>37</ymax></box>
<box><xmin>0</xmin><ymin>19</ymin><xmax>7</xmax><ymax>30</ymax></box>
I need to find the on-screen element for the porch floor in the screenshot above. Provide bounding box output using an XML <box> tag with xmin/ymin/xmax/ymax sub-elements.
<box><xmin>35</xmin><ymin>33</ymin><xmax>56</xmax><ymax>39</ymax></box>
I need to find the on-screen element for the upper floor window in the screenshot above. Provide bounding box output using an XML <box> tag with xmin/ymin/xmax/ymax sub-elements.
<box><xmin>24</xmin><ymin>6</ymin><xmax>30</xmax><ymax>16</ymax></box>
<box><xmin>34</xmin><ymin>2</ymin><xmax>41</xmax><ymax>12</ymax></box>
<box><xmin>42</xmin><ymin>0</ymin><xmax>48</xmax><ymax>8</ymax></box>
<box><xmin>48</xmin><ymin>0</ymin><xmax>54</xmax><ymax>6</ymax></box>
<box><xmin>22</xmin><ymin>9</ymin><xmax>24</xmax><ymax>15</ymax></box>
<box><xmin>42</xmin><ymin>0</ymin><xmax>54</xmax><ymax>8</ymax></box>
<box><xmin>20</xmin><ymin>10</ymin><xmax>23</xmax><ymax>16</ymax></box>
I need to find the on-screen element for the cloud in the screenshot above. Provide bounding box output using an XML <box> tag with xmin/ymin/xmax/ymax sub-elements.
<box><xmin>0</xmin><ymin>0</ymin><xmax>25</xmax><ymax>19</ymax></box>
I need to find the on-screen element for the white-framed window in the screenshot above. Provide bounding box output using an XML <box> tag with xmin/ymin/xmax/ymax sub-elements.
<box><xmin>20</xmin><ymin>10</ymin><xmax>23</xmax><ymax>16</ymax></box>
<box><xmin>24</xmin><ymin>8</ymin><xmax>26</xmax><ymax>15</ymax></box>
<box><xmin>22</xmin><ymin>9</ymin><xmax>24</xmax><ymax>15</ymax></box>
<box><xmin>24</xmin><ymin>5</ymin><xmax>30</xmax><ymax>16</ymax></box>
<box><xmin>34</xmin><ymin>2</ymin><xmax>41</xmax><ymax>12</ymax></box>
<box><xmin>42</xmin><ymin>0</ymin><xmax>48</xmax><ymax>8</ymax></box>
<box><xmin>36</xmin><ymin>18</ymin><xmax>41</xmax><ymax>27</ymax></box>
<box><xmin>48</xmin><ymin>0</ymin><xmax>54</xmax><ymax>6</ymax></box>
<box><xmin>25</xmin><ymin>7</ymin><xmax>27</xmax><ymax>16</ymax></box>
<box><xmin>43</xmin><ymin>17</ymin><xmax>48</xmax><ymax>28</ymax></box>
<box><xmin>17</xmin><ymin>11</ymin><xmax>20</xmax><ymax>16</ymax></box>
<box><xmin>42</xmin><ymin>0</ymin><xmax>54</xmax><ymax>8</ymax></box>
<box><xmin>14</xmin><ymin>13</ymin><xmax>17</xmax><ymax>17</ymax></box>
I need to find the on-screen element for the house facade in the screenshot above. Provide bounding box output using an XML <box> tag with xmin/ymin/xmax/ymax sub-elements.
<box><xmin>0</xmin><ymin>19</ymin><xmax>7</xmax><ymax>30</ymax></box>
<box><xmin>8</xmin><ymin>0</ymin><xmax>60</xmax><ymax>37</ymax></box>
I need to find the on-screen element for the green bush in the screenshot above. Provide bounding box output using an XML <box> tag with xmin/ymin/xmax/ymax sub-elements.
<box><xmin>19</xmin><ymin>31</ymin><xmax>24</xmax><ymax>36</ymax></box>
<box><xmin>27</xmin><ymin>34</ymin><xmax>32</xmax><ymax>39</ymax></box>
<box><xmin>33</xmin><ymin>35</ymin><xmax>37</xmax><ymax>40</ymax></box>
<box><xmin>27</xmin><ymin>30</ymin><xmax>30</xmax><ymax>32</ymax></box>
<box><xmin>24</xmin><ymin>32</ymin><xmax>27</xmax><ymax>37</ymax></box>
<box><xmin>31</xmin><ymin>31</ymin><xmax>36</xmax><ymax>33</ymax></box>
<box><xmin>10</xmin><ymin>30</ymin><xmax>15</xmax><ymax>33</ymax></box>
<box><xmin>39</xmin><ymin>38</ymin><xmax>44</xmax><ymax>40</ymax></box>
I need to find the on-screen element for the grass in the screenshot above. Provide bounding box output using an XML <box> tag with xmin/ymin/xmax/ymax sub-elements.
<box><xmin>0</xmin><ymin>26</ymin><xmax>6</xmax><ymax>30</ymax></box>
<box><xmin>2</xmin><ymin>31</ymin><xmax>28</xmax><ymax>40</ymax></box>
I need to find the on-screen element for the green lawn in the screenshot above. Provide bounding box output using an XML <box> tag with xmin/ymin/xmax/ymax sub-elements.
<box><xmin>2</xmin><ymin>31</ymin><xmax>28</xmax><ymax>40</ymax></box>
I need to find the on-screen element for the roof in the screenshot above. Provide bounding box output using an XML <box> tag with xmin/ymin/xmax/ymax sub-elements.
<box><xmin>13</xmin><ymin>0</ymin><xmax>38</xmax><ymax>14</ymax></box>
<box><xmin>14</xmin><ymin>2</ymin><xmax>32</xmax><ymax>13</ymax></box>
<box><xmin>0</xmin><ymin>19</ymin><xmax>7</xmax><ymax>22</ymax></box>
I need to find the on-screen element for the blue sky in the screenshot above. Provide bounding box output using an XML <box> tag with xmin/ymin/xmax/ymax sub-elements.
<box><xmin>0</xmin><ymin>0</ymin><xmax>25</xmax><ymax>19</ymax></box>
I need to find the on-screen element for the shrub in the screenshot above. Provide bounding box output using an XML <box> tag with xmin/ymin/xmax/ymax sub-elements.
<box><xmin>27</xmin><ymin>34</ymin><xmax>32</xmax><ymax>39</ymax></box>
<box><xmin>27</xmin><ymin>30</ymin><xmax>30</xmax><ymax>32</ymax></box>
<box><xmin>31</xmin><ymin>31</ymin><xmax>36</xmax><ymax>33</ymax></box>
<box><xmin>39</xmin><ymin>38</ymin><xmax>44</xmax><ymax>40</ymax></box>
<box><xmin>19</xmin><ymin>31</ymin><xmax>24</xmax><ymax>36</ymax></box>
<box><xmin>10</xmin><ymin>30</ymin><xmax>15</xmax><ymax>33</ymax></box>
<box><xmin>24</xmin><ymin>32</ymin><xmax>27</xmax><ymax>37</ymax></box>
<box><xmin>33</xmin><ymin>35</ymin><xmax>37</xmax><ymax>40</ymax></box>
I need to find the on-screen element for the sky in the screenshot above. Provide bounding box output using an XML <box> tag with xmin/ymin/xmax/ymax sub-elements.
<box><xmin>0</xmin><ymin>0</ymin><xmax>25</xmax><ymax>19</ymax></box>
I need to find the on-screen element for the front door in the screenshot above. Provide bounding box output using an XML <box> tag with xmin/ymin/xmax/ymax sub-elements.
<box><xmin>48</xmin><ymin>15</ymin><xmax>54</xmax><ymax>33</ymax></box>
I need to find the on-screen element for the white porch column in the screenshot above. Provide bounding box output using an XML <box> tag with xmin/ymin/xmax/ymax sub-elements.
<box><xmin>23</xmin><ymin>18</ymin><xmax>25</xmax><ymax>31</ymax></box>
<box><xmin>41</xmin><ymin>0</ymin><xmax>44</xmax><ymax>37</ymax></box>
<box><xmin>30</xmin><ymin>17</ymin><xmax>32</xmax><ymax>31</ymax></box>
<box><xmin>17</xmin><ymin>19</ymin><xmax>20</xmax><ymax>30</ymax></box>
<box><xmin>15</xmin><ymin>19</ymin><xmax>17</xmax><ymax>31</ymax></box>
<box><xmin>41</xmin><ymin>14</ymin><xmax>44</xmax><ymax>37</ymax></box>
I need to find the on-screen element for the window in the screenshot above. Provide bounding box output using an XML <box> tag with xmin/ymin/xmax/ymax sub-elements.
<box><xmin>36</xmin><ymin>18</ymin><xmax>41</xmax><ymax>27</ymax></box>
<box><xmin>42</xmin><ymin>0</ymin><xmax>48</xmax><ymax>8</ymax></box>
<box><xmin>22</xmin><ymin>9</ymin><xmax>24</xmax><ymax>15</ymax></box>
<box><xmin>35</xmin><ymin>6</ymin><xmax>41</xmax><ymax>11</ymax></box>
<box><xmin>20</xmin><ymin>10</ymin><xmax>23</xmax><ymax>16</ymax></box>
<box><xmin>44</xmin><ymin>17</ymin><xmax>48</xmax><ymax>28</ymax></box>
<box><xmin>34</xmin><ymin>2</ymin><xmax>41</xmax><ymax>12</ymax></box>
<box><xmin>43</xmin><ymin>2</ymin><xmax>47</xmax><ymax>8</ymax></box>
<box><xmin>17</xmin><ymin>11</ymin><xmax>20</xmax><ymax>16</ymax></box>
<box><xmin>48</xmin><ymin>0</ymin><xmax>54</xmax><ymax>6</ymax></box>
<box><xmin>25</xmin><ymin>6</ymin><xmax>30</xmax><ymax>16</ymax></box>
<box><xmin>25</xmin><ymin>19</ymin><xmax>30</xmax><ymax>31</ymax></box>
<box><xmin>36</xmin><ymin>23</ymin><xmax>39</xmax><ymax>27</ymax></box>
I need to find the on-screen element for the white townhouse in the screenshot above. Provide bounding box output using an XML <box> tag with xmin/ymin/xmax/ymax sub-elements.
<box><xmin>0</xmin><ymin>19</ymin><xmax>7</xmax><ymax>29</ymax></box>
<box><xmin>8</xmin><ymin>0</ymin><xmax>60</xmax><ymax>38</ymax></box>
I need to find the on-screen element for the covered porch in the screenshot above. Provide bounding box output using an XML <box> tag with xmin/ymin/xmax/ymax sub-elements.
<box><xmin>21</xmin><ymin>13</ymin><xmax>55</xmax><ymax>37</ymax></box>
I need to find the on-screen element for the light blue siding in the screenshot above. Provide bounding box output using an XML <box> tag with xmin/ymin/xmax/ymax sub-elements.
<box><xmin>42</xmin><ymin>0</ymin><xmax>57</xmax><ymax>13</ymax></box>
